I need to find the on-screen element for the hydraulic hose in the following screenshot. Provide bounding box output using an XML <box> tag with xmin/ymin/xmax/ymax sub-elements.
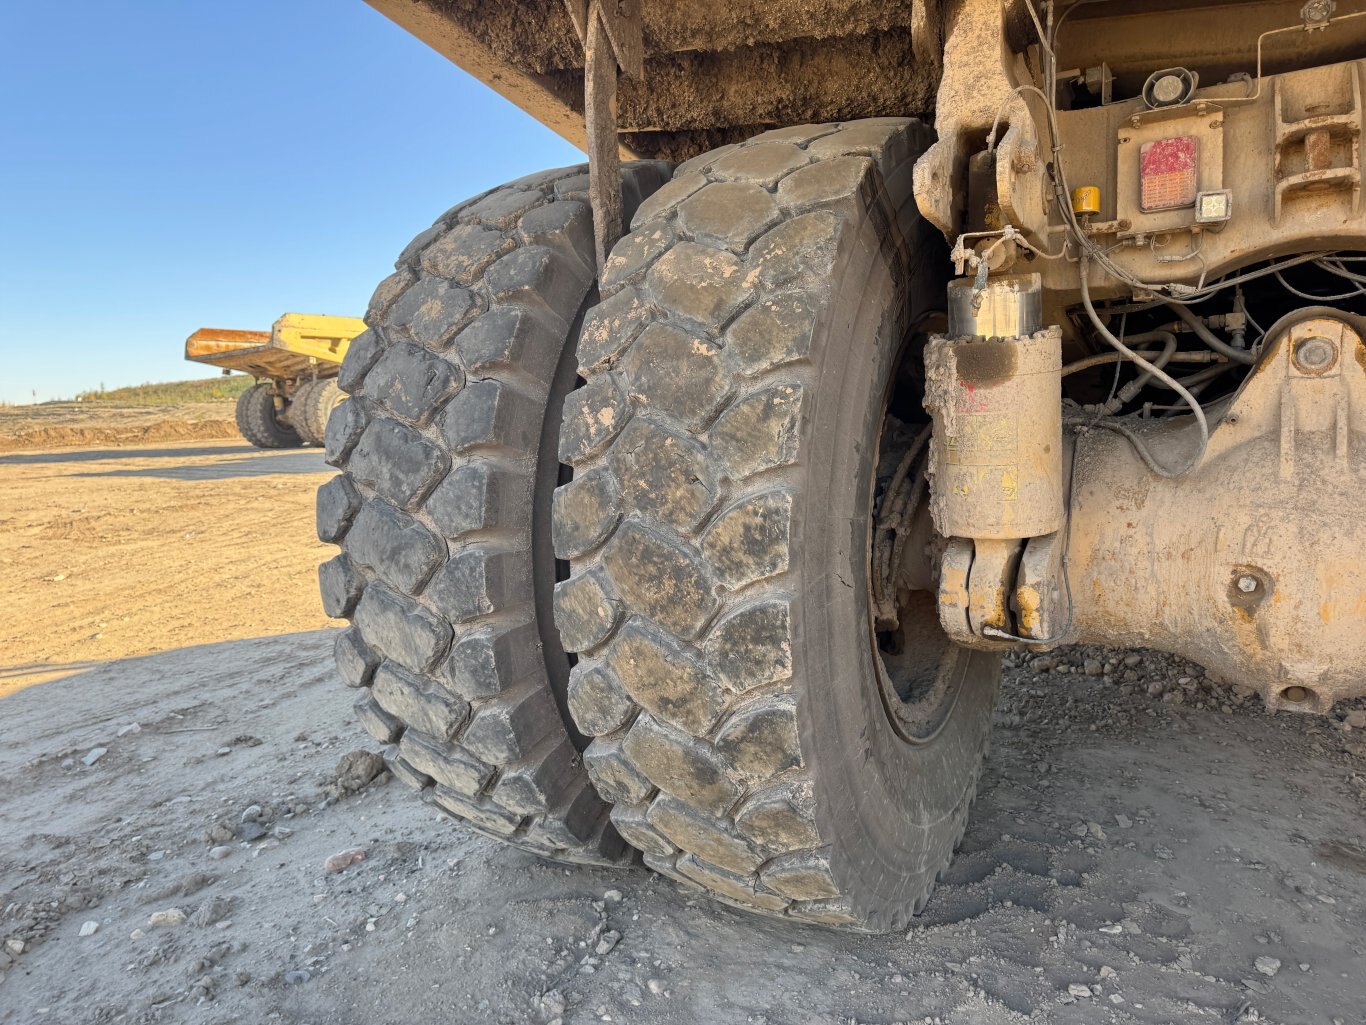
<box><xmin>1167</xmin><ymin>303</ymin><xmax>1256</xmax><ymax>364</ymax></box>
<box><xmin>1079</xmin><ymin>255</ymin><xmax>1209</xmax><ymax>479</ymax></box>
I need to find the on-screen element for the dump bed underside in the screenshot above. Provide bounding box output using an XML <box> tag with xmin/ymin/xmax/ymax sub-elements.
<box><xmin>366</xmin><ymin>0</ymin><xmax>942</xmax><ymax>160</ymax></box>
<box><xmin>368</xmin><ymin>0</ymin><xmax>1366</xmax><ymax>164</ymax></box>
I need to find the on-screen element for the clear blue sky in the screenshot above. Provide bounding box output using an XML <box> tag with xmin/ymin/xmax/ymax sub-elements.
<box><xmin>0</xmin><ymin>1</ymin><xmax>584</xmax><ymax>404</ymax></box>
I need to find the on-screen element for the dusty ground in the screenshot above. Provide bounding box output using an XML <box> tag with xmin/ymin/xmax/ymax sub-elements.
<box><xmin>0</xmin><ymin>402</ymin><xmax>239</xmax><ymax>454</ymax></box>
<box><xmin>0</xmin><ymin>440</ymin><xmax>334</xmax><ymax>693</ymax></box>
<box><xmin>2</xmin><ymin>441</ymin><xmax>1364</xmax><ymax>1025</ymax></box>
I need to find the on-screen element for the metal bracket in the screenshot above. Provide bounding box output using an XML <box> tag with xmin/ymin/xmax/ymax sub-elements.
<box><xmin>563</xmin><ymin>0</ymin><xmax>644</xmax><ymax>270</ymax></box>
<box><xmin>937</xmin><ymin>538</ymin><xmax>1021</xmax><ymax>651</ymax></box>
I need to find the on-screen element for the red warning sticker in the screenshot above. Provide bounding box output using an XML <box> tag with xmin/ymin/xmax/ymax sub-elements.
<box><xmin>1140</xmin><ymin>136</ymin><xmax>1198</xmax><ymax>212</ymax></box>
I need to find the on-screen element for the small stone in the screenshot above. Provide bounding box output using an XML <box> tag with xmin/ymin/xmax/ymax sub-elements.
<box><xmin>237</xmin><ymin>821</ymin><xmax>268</xmax><ymax>842</ymax></box>
<box><xmin>147</xmin><ymin>850</ymin><xmax>165</xmax><ymax>861</ymax></box>
<box><xmin>1254</xmin><ymin>956</ymin><xmax>1281</xmax><ymax>977</ymax></box>
<box><xmin>117</xmin><ymin>723</ymin><xmax>141</xmax><ymax>737</ymax></box>
<box><xmin>1084</xmin><ymin>659</ymin><xmax>1103</xmax><ymax>677</ymax></box>
<box><xmin>324</xmin><ymin>848</ymin><xmax>366</xmax><ymax>875</ymax></box>
<box><xmin>595</xmin><ymin>930</ymin><xmax>621</xmax><ymax>955</ymax></box>
<box><xmin>1087</xmin><ymin>821</ymin><xmax>1107</xmax><ymax>840</ymax></box>
<box><xmin>1099</xmin><ymin>966</ymin><xmax>1117</xmax><ymax>979</ymax></box>
<box><xmin>1115</xmin><ymin>813</ymin><xmax>1133</xmax><ymax>829</ymax></box>
<box><xmin>129</xmin><ymin>929</ymin><xmax>145</xmax><ymax>941</ymax></box>
<box><xmin>1068</xmin><ymin>983</ymin><xmax>1093</xmax><ymax>998</ymax></box>
<box><xmin>285</xmin><ymin>970</ymin><xmax>310</xmax><ymax>985</ymax></box>
<box><xmin>647</xmin><ymin>979</ymin><xmax>665</xmax><ymax>995</ymax></box>
<box><xmin>241</xmin><ymin>804</ymin><xmax>264</xmax><ymax>822</ymax></box>
<box><xmin>604</xmin><ymin>889</ymin><xmax>623</xmax><ymax>902</ymax></box>
<box><xmin>147</xmin><ymin>908</ymin><xmax>187</xmax><ymax>928</ymax></box>
<box><xmin>1345</xmin><ymin>710</ymin><xmax>1366</xmax><ymax>728</ymax></box>
<box><xmin>79</xmin><ymin>921</ymin><xmax>99</xmax><ymax>937</ymax></box>
<box><xmin>1123</xmin><ymin>653</ymin><xmax>1143</xmax><ymax>668</ymax></box>
<box><xmin>217</xmin><ymin>747</ymin><xmax>232</xmax><ymax>757</ymax></box>
<box><xmin>82</xmin><ymin>747</ymin><xmax>108</xmax><ymax>766</ymax></box>
<box><xmin>538</xmin><ymin>990</ymin><xmax>567</xmax><ymax>1017</ymax></box>
<box><xmin>1099</xmin><ymin>924</ymin><xmax>1123</xmax><ymax>935</ymax></box>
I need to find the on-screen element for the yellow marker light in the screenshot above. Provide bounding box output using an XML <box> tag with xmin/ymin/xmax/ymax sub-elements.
<box><xmin>1072</xmin><ymin>186</ymin><xmax>1102</xmax><ymax>216</ymax></box>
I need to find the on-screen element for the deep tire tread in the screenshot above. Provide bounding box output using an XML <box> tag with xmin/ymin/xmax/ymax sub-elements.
<box><xmin>554</xmin><ymin>121</ymin><xmax>984</xmax><ymax>926</ymax></box>
<box><xmin>324</xmin><ymin>161</ymin><xmax>670</xmax><ymax>866</ymax></box>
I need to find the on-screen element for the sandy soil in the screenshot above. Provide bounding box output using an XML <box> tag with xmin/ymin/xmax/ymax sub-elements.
<box><xmin>0</xmin><ymin>440</ymin><xmax>335</xmax><ymax>693</ymax></box>
<box><xmin>0</xmin><ymin>402</ymin><xmax>240</xmax><ymax>454</ymax></box>
<box><xmin>1</xmin><ymin>442</ymin><xmax>1364</xmax><ymax>1025</ymax></box>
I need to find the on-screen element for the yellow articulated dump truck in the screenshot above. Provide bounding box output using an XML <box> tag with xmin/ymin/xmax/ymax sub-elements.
<box><xmin>313</xmin><ymin>0</ymin><xmax>1366</xmax><ymax>930</ymax></box>
<box><xmin>185</xmin><ymin>313</ymin><xmax>365</xmax><ymax>448</ymax></box>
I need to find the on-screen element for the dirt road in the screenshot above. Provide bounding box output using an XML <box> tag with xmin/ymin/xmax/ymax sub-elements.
<box><xmin>2</xmin><ymin>442</ymin><xmax>1364</xmax><ymax>1025</ymax></box>
<box><xmin>0</xmin><ymin>440</ymin><xmax>334</xmax><ymax>693</ymax></box>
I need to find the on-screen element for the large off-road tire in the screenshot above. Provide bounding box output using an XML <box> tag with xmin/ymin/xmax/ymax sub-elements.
<box><xmin>235</xmin><ymin>382</ymin><xmax>302</xmax><ymax>449</ymax></box>
<box><xmin>293</xmin><ymin>378</ymin><xmax>343</xmax><ymax>446</ymax></box>
<box><xmin>552</xmin><ymin>120</ymin><xmax>1002</xmax><ymax>928</ymax></box>
<box><xmin>318</xmin><ymin>160</ymin><xmax>672</xmax><ymax>864</ymax></box>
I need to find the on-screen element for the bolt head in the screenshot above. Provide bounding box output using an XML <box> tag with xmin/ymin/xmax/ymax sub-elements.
<box><xmin>1293</xmin><ymin>335</ymin><xmax>1336</xmax><ymax>373</ymax></box>
<box><xmin>1237</xmin><ymin>575</ymin><xmax>1258</xmax><ymax>593</ymax></box>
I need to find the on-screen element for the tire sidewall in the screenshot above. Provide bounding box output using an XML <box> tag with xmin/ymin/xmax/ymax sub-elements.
<box><xmin>794</xmin><ymin>166</ymin><xmax>1000</xmax><ymax>928</ymax></box>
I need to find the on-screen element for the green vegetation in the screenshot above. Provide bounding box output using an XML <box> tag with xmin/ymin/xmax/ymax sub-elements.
<box><xmin>72</xmin><ymin>376</ymin><xmax>253</xmax><ymax>405</ymax></box>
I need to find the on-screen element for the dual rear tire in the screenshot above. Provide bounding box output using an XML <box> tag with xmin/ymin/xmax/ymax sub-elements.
<box><xmin>320</xmin><ymin>123</ymin><xmax>1001</xmax><ymax>929</ymax></box>
<box><xmin>234</xmin><ymin>378</ymin><xmax>341</xmax><ymax>449</ymax></box>
<box><xmin>235</xmin><ymin>382</ymin><xmax>300</xmax><ymax>449</ymax></box>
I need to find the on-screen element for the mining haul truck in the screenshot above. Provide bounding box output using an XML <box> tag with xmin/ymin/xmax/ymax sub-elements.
<box><xmin>315</xmin><ymin>0</ymin><xmax>1366</xmax><ymax>930</ymax></box>
<box><xmin>186</xmin><ymin>313</ymin><xmax>364</xmax><ymax>448</ymax></box>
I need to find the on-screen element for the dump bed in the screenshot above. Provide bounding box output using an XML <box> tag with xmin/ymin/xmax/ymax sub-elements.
<box><xmin>185</xmin><ymin>313</ymin><xmax>365</xmax><ymax>381</ymax></box>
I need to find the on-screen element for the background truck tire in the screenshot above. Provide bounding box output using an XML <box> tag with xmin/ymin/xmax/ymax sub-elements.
<box><xmin>319</xmin><ymin>160</ymin><xmax>672</xmax><ymax>864</ymax></box>
<box><xmin>553</xmin><ymin>120</ymin><xmax>1001</xmax><ymax>928</ymax></box>
<box><xmin>293</xmin><ymin>378</ymin><xmax>343</xmax><ymax>446</ymax></box>
<box><xmin>235</xmin><ymin>382</ymin><xmax>302</xmax><ymax>449</ymax></box>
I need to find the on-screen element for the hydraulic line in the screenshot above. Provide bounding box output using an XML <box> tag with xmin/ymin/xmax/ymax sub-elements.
<box><xmin>1077</xmin><ymin>331</ymin><xmax>1177</xmax><ymax>414</ymax></box>
<box><xmin>1079</xmin><ymin>254</ymin><xmax>1209</xmax><ymax>479</ymax></box>
<box><xmin>1166</xmin><ymin>305</ymin><xmax>1256</xmax><ymax>364</ymax></box>
<box><xmin>1062</xmin><ymin>350</ymin><xmax>1222</xmax><ymax>377</ymax></box>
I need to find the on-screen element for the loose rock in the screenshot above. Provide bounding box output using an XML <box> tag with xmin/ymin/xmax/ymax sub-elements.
<box><xmin>324</xmin><ymin>848</ymin><xmax>366</xmax><ymax>875</ymax></box>
<box><xmin>82</xmin><ymin>747</ymin><xmax>108</xmax><ymax>766</ymax></box>
<box><xmin>595</xmin><ymin>930</ymin><xmax>621</xmax><ymax>955</ymax></box>
<box><xmin>334</xmin><ymin>750</ymin><xmax>384</xmax><ymax>793</ymax></box>
<box><xmin>147</xmin><ymin>909</ymin><xmax>186</xmax><ymax>928</ymax></box>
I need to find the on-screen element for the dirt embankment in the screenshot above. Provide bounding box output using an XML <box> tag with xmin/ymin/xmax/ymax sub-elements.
<box><xmin>0</xmin><ymin>402</ymin><xmax>241</xmax><ymax>454</ymax></box>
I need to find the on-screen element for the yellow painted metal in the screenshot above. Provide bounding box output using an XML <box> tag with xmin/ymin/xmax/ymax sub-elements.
<box><xmin>923</xmin><ymin>327</ymin><xmax>1064</xmax><ymax>541</ymax></box>
<box><xmin>1071</xmin><ymin>186</ymin><xmax>1101</xmax><ymax>216</ymax></box>
<box><xmin>184</xmin><ymin>313</ymin><xmax>365</xmax><ymax>383</ymax></box>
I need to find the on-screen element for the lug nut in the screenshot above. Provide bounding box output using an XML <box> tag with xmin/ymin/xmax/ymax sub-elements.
<box><xmin>1236</xmin><ymin>575</ymin><xmax>1258</xmax><ymax>593</ymax></box>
